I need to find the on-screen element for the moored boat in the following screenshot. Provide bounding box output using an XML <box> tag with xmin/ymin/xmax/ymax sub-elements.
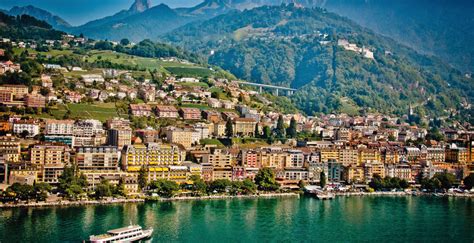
<box><xmin>89</xmin><ymin>224</ymin><xmax>153</xmax><ymax>243</ymax></box>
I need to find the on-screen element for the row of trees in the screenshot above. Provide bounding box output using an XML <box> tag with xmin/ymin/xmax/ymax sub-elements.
<box><xmin>420</xmin><ymin>172</ymin><xmax>456</xmax><ymax>192</ymax></box>
<box><xmin>140</xmin><ymin>168</ymin><xmax>280</xmax><ymax>198</ymax></box>
<box><xmin>369</xmin><ymin>175</ymin><xmax>410</xmax><ymax>191</ymax></box>
<box><xmin>1</xmin><ymin>182</ymin><xmax>52</xmax><ymax>202</ymax></box>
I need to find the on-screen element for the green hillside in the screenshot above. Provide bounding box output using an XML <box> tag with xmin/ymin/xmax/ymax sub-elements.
<box><xmin>163</xmin><ymin>5</ymin><xmax>473</xmax><ymax>117</ymax></box>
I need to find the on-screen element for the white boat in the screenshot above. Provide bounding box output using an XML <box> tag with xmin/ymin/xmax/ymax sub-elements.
<box><xmin>89</xmin><ymin>224</ymin><xmax>153</xmax><ymax>243</ymax></box>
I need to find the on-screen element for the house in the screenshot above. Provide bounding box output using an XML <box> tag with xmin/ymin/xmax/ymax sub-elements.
<box><xmin>233</xmin><ymin>118</ymin><xmax>257</xmax><ymax>137</ymax></box>
<box><xmin>130</xmin><ymin>104</ymin><xmax>152</xmax><ymax>117</ymax></box>
<box><xmin>13</xmin><ymin>120</ymin><xmax>40</xmax><ymax>137</ymax></box>
<box><xmin>155</xmin><ymin>105</ymin><xmax>179</xmax><ymax>118</ymax></box>
<box><xmin>203</xmin><ymin>110</ymin><xmax>221</xmax><ymax>123</ymax></box>
<box><xmin>207</xmin><ymin>98</ymin><xmax>221</xmax><ymax>108</ymax></box>
<box><xmin>25</xmin><ymin>94</ymin><xmax>46</xmax><ymax>108</ymax></box>
<box><xmin>41</xmin><ymin>75</ymin><xmax>53</xmax><ymax>88</ymax></box>
<box><xmin>179</xmin><ymin>107</ymin><xmax>201</xmax><ymax>120</ymax></box>
<box><xmin>65</xmin><ymin>91</ymin><xmax>82</xmax><ymax>103</ymax></box>
<box><xmin>0</xmin><ymin>85</ymin><xmax>28</xmax><ymax>99</ymax></box>
<box><xmin>0</xmin><ymin>90</ymin><xmax>13</xmax><ymax>103</ymax></box>
<box><xmin>81</xmin><ymin>74</ymin><xmax>105</xmax><ymax>85</ymax></box>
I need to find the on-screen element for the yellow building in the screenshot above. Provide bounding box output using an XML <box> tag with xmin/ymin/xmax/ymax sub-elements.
<box><xmin>445</xmin><ymin>147</ymin><xmax>468</xmax><ymax>164</ymax></box>
<box><xmin>320</xmin><ymin>149</ymin><xmax>339</xmax><ymax>163</ymax></box>
<box><xmin>122</xmin><ymin>143</ymin><xmax>183</xmax><ymax>172</ymax></box>
<box><xmin>359</xmin><ymin>149</ymin><xmax>381</xmax><ymax>164</ymax></box>
<box><xmin>30</xmin><ymin>144</ymin><xmax>70</xmax><ymax>184</ymax></box>
<box><xmin>338</xmin><ymin>148</ymin><xmax>358</xmax><ymax>166</ymax></box>
<box><xmin>257</xmin><ymin>149</ymin><xmax>288</xmax><ymax>169</ymax></box>
<box><xmin>0</xmin><ymin>84</ymin><xmax>28</xmax><ymax>99</ymax></box>
<box><xmin>0</xmin><ymin>135</ymin><xmax>20</xmax><ymax>162</ymax></box>
<box><xmin>343</xmin><ymin>166</ymin><xmax>365</xmax><ymax>183</ymax></box>
<box><xmin>363</xmin><ymin>161</ymin><xmax>385</xmax><ymax>182</ymax></box>
<box><xmin>233</xmin><ymin>118</ymin><xmax>257</xmax><ymax>137</ymax></box>
<box><xmin>165</xmin><ymin>128</ymin><xmax>194</xmax><ymax>149</ymax></box>
<box><xmin>202</xmin><ymin>149</ymin><xmax>233</xmax><ymax>168</ymax></box>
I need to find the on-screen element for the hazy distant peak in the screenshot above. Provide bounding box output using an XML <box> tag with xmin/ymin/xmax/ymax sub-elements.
<box><xmin>129</xmin><ymin>0</ymin><xmax>152</xmax><ymax>13</ymax></box>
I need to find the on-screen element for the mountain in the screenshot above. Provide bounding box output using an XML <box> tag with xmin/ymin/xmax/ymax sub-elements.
<box><xmin>129</xmin><ymin>0</ymin><xmax>152</xmax><ymax>13</ymax></box>
<box><xmin>310</xmin><ymin>0</ymin><xmax>474</xmax><ymax>74</ymax></box>
<box><xmin>3</xmin><ymin>5</ymin><xmax>71</xmax><ymax>30</ymax></box>
<box><xmin>163</xmin><ymin>5</ymin><xmax>473</xmax><ymax>116</ymax></box>
<box><xmin>0</xmin><ymin>12</ymin><xmax>65</xmax><ymax>40</ymax></box>
<box><xmin>70</xmin><ymin>3</ymin><xmax>193</xmax><ymax>42</ymax></box>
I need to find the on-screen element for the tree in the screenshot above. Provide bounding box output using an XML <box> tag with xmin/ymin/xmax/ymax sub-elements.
<box><xmin>7</xmin><ymin>183</ymin><xmax>34</xmax><ymax>202</ymax></box>
<box><xmin>209</xmin><ymin>179</ymin><xmax>232</xmax><ymax>193</ymax></box>
<box><xmin>276</xmin><ymin>115</ymin><xmax>285</xmax><ymax>138</ymax></box>
<box><xmin>433</xmin><ymin>172</ymin><xmax>456</xmax><ymax>190</ymax></box>
<box><xmin>58</xmin><ymin>166</ymin><xmax>87</xmax><ymax>199</ymax></box>
<box><xmin>368</xmin><ymin>174</ymin><xmax>383</xmax><ymax>191</ymax></box>
<box><xmin>120</xmin><ymin>38</ymin><xmax>130</xmax><ymax>46</ymax></box>
<box><xmin>95</xmin><ymin>179</ymin><xmax>113</xmax><ymax>199</ymax></box>
<box><xmin>190</xmin><ymin>175</ymin><xmax>207</xmax><ymax>196</ymax></box>
<box><xmin>255</xmin><ymin>168</ymin><xmax>280</xmax><ymax>191</ymax></box>
<box><xmin>150</xmin><ymin>179</ymin><xmax>179</xmax><ymax>198</ymax></box>
<box><xmin>286</xmin><ymin>117</ymin><xmax>297</xmax><ymax>138</ymax></box>
<box><xmin>138</xmin><ymin>167</ymin><xmax>148</xmax><ymax>191</ymax></box>
<box><xmin>262</xmin><ymin>126</ymin><xmax>271</xmax><ymax>139</ymax></box>
<box><xmin>463</xmin><ymin>174</ymin><xmax>474</xmax><ymax>190</ymax></box>
<box><xmin>115</xmin><ymin>178</ymin><xmax>127</xmax><ymax>196</ymax></box>
<box><xmin>225</xmin><ymin>119</ymin><xmax>233</xmax><ymax>138</ymax></box>
<box><xmin>298</xmin><ymin>180</ymin><xmax>306</xmax><ymax>189</ymax></box>
<box><xmin>254</xmin><ymin>124</ymin><xmax>260</xmax><ymax>138</ymax></box>
<box><xmin>320</xmin><ymin>171</ymin><xmax>327</xmax><ymax>189</ymax></box>
<box><xmin>242</xmin><ymin>179</ymin><xmax>257</xmax><ymax>194</ymax></box>
<box><xmin>34</xmin><ymin>182</ymin><xmax>52</xmax><ymax>201</ymax></box>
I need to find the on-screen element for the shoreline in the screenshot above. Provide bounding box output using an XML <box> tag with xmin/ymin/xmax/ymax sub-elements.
<box><xmin>0</xmin><ymin>193</ymin><xmax>300</xmax><ymax>209</ymax></box>
<box><xmin>1</xmin><ymin>191</ymin><xmax>472</xmax><ymax>209</ymax></box>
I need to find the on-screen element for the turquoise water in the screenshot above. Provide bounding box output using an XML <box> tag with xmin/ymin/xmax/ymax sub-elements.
<box><xmin>0</xmin><ymin>196</ymin><xmax>472</xmax><ymax>242</ymax></box>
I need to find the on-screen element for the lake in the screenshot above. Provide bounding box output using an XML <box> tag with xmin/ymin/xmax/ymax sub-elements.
<box><xmin>0</xmin><ymin>196</ymin><xmax>472</xmax><ymax>242</ymax></box>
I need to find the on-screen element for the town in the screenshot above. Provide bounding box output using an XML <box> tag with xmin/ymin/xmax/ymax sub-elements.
<box><xmin>0</xmin><ymin>34</ymin><xmax>473</xmax><ymax>204</ymax></box>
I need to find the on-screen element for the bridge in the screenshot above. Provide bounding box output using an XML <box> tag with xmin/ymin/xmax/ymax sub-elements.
<box><xmin>234</xmin><ymin>81</ymin><xmax>297</xmax><ymax>96</ymax></box>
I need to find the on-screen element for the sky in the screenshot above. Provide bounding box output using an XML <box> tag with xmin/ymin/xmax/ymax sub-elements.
<box><xmin>0</xmin><ymin>0</ymin><xmax>202</xmax><ymax>26</ymax></box>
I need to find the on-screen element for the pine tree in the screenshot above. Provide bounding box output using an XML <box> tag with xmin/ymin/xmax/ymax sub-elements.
<box><xmin>254</xmin><ymin>123</ymin><xmax>260</xmax><ymax>138</ymax></box>
<box><xmin>225</xmin><ymin>119</ymin><xmax>234</xmax><ymax>138</ymax></box>
<box><xmin>276</xmin><ymin>115</ymin><xmax>285</xmax><ymax>138</ymax></box>
<box><xmin>286</xmin><ymin>117</ymin><xmax>297</xmax><ymax>138</ymax></box>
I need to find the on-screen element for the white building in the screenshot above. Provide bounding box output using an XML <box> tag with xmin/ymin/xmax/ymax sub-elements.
<box><xmin>45</xmin><ymin>119</ymin><xmax>75</xmax><ymax>135</ymax></box>
<box><xmin>13</xmin><ymin>121</ymin><xmax>40</xmax><ymax>137</ymax></box>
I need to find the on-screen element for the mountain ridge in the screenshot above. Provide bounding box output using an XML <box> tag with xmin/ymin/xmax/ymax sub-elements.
<box><xmin>163</xmin><ymin>5</ymin><xmax>472</xmax><ymax>116</ymax></box>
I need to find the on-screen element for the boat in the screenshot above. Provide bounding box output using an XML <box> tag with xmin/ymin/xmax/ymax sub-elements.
<box><xmin>88</xmin><ymin>224</ymin><xmax>153</xmax><ymax>243</ymax></box>
<box><xmin>316</xmin><ymin>192</ymin><xmax>335</xmax><ymax>200</ymax></box>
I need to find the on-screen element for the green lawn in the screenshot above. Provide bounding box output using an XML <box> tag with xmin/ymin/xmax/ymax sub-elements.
<box><xmin>66</xmin><ymin>103</ymin><xmax>121</xmax><ymax>122</ymax></box>
<box><xmin>165</xmin><ymin>67</ymin><xmax>213</xmax><ymax>77</ymax></box>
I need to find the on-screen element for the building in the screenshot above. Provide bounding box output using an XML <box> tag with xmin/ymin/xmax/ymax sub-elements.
<box><xmin>426</xmin><ymin>147</ymin><xmax>445</xmax><ymax>163</ymax></box>
<box><xmin>41</xmin><ymin>74</ymin><xmax>53</xmax><ymax>88</ymax></box>
<box><xmin>106</xmin><ymin>118</ymin><xmax>131</xmax><ymax>130</ymax></box>
<box><xmin>73</xmin><ymin>119</ymin><xmax>104</xmax><ymax>137</ymax></box>
<box><xmin>155</xmin><ymin>105</ymin><xmax>179</xmax><ymax>119</ymax></box>
<box><xmin>107</xmin><ymin>128</ymin><xmax>132</xmax><ymax>149</ymax></box>
<box><xmin>445</xmin><ymin>147</ymin><xmax>468</xmax><ymax>164</ymax></box>
<box><xmin>233</xmin><ymin>118</ymin><xmax>257</xmax><ymax>137</ymax></box>
<box><xmin>30</xmin><ymin>144</ymin><xmax>70</xmax><ymax>184</ymax></box>
<box><xmin>75</xmin><ymin>146</ymin><xmax>120</xmax><ymax>171</ymax></box>
<box><xmin>13</xmin><ymin>120</ymin><xmax>40</xmax><ymax>137</ymax></box>
<box><xmin>165</xmin><ymin>128</ymin><xmax>194</xmax><ymax>149</ymax></box>
<box><xmin>179</xmin><ymin>107</ymin><xmax>201</xmax><ymax>120</ymax></box>
<box><xmin>327</xmin><ymin>160</ymin><xmax>343</xmax><ymax>183</ymax></box>
<box><xmin>81</xmin><ymin>74</ymin><xmax>105</xmax><ymax>85</ymax></box>
<box><xmin>0</xmin><ymin>121</ymin><xmax>11</xmax><ymax>133</ymax></box>
<box><xmin>286</xmin><ymin>150</ymin><xmax>305</xmax><ymax>168</ymax></box>
<box><xmin>45</xmin><ymin>119</ymin><xmax>74</xmax><ymax>135</ymax></box>
<box><xmin>202</xmin><ymin>149</ymin><xmax>233</xmax><ymax>168</ymax></box>
<box><xmin>242</xmin><ymin>150</ymin><xmax>259</xmax><ymax>168</ymax></box>
<box><xmin>130</xmin><ymin>104</ymin><xmax>152</xmax><ymax>117</ymax></box>
<box><xmin>0</xmin><ymin>90</ymin><xmax>13</xmax><ymax>103</ymax></box>
<box><xmin>0</xmin><ymin>135</ymin><xmax>20</xmax><ymax>162</ymax></box>
<box><xmin>385</xmin><ymin>164</ymin><xmax>412</xmax><ymax>182</ymax></box>
<box><xmin>0</xmin><ymin>85</ymin><xmax>28</xmax><ymax>99</ymax></box>
<box><xmin>363</xmin><ymin>161</ymin><xmax>385</xmax><ymax>182</ymax></box>
<box><xmin>343</xmin><ymin>165</ymin><xmax>365</xmax><ymax>184</ymax></box>
<box><xmin>121</xmin><ymin>143</ymin><xmax>183</xmax><ymax>172</ymax></box>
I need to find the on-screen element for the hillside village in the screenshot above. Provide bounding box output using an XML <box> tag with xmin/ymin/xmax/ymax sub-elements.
<box><xmin>0</xmin><ymin>32</ymin><xmax>473</xmax><ymax>202</ymax></box>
